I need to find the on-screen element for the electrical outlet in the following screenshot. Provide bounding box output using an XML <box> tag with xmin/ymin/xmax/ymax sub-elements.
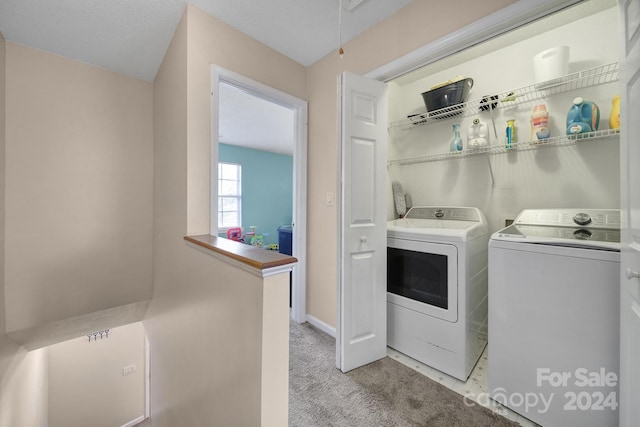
<box><xmin>122</xmin><ymin>364</ymin><xmax>137</xmax><ymax>376</ymax></box>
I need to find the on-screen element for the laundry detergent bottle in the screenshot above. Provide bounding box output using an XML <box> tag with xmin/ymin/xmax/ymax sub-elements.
<box><xmin>566</xmin><ymin>97</ymin><xmax>600</xmax><ymax>135</ymax></box>
<box><xmin>531</xmin><ymin>104</ymin><xmax>550</xmax><ymax>141</ymax></box>
<box><xmin>449</xmin><ymin>123</ymin><xmax>463</xmax><ymax>153</ymax></box>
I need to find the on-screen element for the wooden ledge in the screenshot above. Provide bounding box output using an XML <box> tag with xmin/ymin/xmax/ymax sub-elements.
<box><xmin>184</xmin><ymin>235</ymin><xmax>298</xmax><ymax>270</ymax></box>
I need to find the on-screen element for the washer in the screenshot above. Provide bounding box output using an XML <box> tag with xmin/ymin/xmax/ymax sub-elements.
<box><xmin>489</xmin><ymin>209</ymin><xmax>620</xmax><ymax>427</ymax></box>
<box><xmin>387</xmin><ymin>206</ymin><xmax>490</xmax><ymax>381</ymax></box>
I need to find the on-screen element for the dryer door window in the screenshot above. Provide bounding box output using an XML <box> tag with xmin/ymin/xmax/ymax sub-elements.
<box><xmin>387</xmin><ymin>238</ymin><xmax>458</xmax><ymax>322</ymax></box>
<box><xmin>387</xmin><ymin>248</ymin><xmax>449</xmax><ymax>309</ymax></box>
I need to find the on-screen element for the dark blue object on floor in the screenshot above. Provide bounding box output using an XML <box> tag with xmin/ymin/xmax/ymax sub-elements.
<box><xmin>278</xmin><ymin>225</ymin><xmax>293</xmax><ymax>256</ymax></box>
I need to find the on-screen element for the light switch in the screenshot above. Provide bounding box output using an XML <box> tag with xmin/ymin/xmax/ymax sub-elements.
<box><xmin>326</xmin><ymin>192</ymin><xmax>334</xmax><ymax>206</ymax></box>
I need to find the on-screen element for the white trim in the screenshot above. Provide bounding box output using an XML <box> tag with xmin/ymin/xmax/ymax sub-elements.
<box><xmin>185</xmin><ymin>240</ymin><xmax>296</xmax><ymax>278</ymax></box>
<box><xmin>263</xmin><ymin>263</ymin><xmax>297</xmax><ymax>278</ymax></box>
<box><xmin>306</xmin><ymin>314</ymin><xmax>336</xmax><ymax>338</ymax></box>
<box><xmin>291</xmin><ymin>98</ymin><xmax>308</xmax><ymax>326</ymax></box>
<box><xmin>365</xmin><ymin>0</ymin><xmax>583</xmax><ymax>82</ymax></box>
<box><xmin>335</xmin><ymin>73</ymin><xmax>344</xmax><ymax>369</ymax></box>
<box><xmin>211</xmin><ymin>66</ymin><xmax>308</xmax><ymax>324</ymax></box>
<box><xmin>211</xmin><ymin>70</ymin><xmax>221</xmax><ymax>236</ymax></box>
<box><xmin>145</xmin><ymin>335</ymin><xmax>150</xmax><ymax>418</ymax></box>
<box><xmin>120</xmin><ymin>415</ymin><xmax>145</xmax><ymax>427</ymax></box>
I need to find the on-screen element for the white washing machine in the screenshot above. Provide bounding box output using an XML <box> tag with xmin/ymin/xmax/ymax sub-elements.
<box><xmin>387</xmin><ymin>206</ymin><xmax>490</xmax><ymax>381</ymax></box>
<box><xmin>489</xmin><ymin>209</ymin><xmax>620</xmax><ymax>427</ymax></box>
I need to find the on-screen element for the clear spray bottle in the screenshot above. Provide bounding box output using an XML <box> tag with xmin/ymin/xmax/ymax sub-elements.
<box><xmin>449</xmin><ymin>124</ymin><xmax>463</xmax><ymax>153</ymax></box>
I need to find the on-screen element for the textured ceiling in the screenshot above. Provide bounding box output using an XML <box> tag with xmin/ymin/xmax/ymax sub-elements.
<box><xmin>0</xmin><ymin>0</ymin><xmax>185</xmax><ymax>82</ymax></box>
<box><xmin>0</xmin><ymin>0</ymin><xmax>413</xmax><ymax>82</ymax></box>
<box><xmin>0</xmin><ymin>0</ymin><xmax>412</xmax><ymax>154</ymax></box>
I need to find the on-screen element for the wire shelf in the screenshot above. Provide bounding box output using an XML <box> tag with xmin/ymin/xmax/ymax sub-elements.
<box><xmin>389</xmin><ymin>62</ymin><xmax>620</xmax><ymax>130</ymax></box>
<box><xmin>388</xmin><ymin>128</ymin><xmax>620</xmax><ymax>166</ymax></box>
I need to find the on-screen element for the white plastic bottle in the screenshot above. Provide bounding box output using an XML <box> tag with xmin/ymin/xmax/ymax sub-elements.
<box><xmin>531</xmin><ymin>104</ymin><xmax>550</xmax><ymax>142</ymax></box>
<box><xmin>467</xmin><ymin>118</ymin><xmax>489</xmax><ymax>150</ymax></box>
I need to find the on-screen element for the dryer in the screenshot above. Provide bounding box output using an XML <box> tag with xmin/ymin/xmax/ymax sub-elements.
<box><xmin>387</xmin><ymin>206</ymin><xmax>490</xmax><ymax>381</ymax></box>
<box><xmin>488</xmin><ymin>209</ymin><xmax>620</xmax><ymax>427</ymax></box>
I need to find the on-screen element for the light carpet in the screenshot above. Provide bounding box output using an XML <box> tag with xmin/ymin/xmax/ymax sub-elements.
<box><xmin>289</xmin><ymin>320</ymin><xmax>518</xmax><ymax>427</ymax></box>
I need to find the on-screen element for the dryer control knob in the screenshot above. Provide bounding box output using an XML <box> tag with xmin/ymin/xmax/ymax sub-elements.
<box><xmin>573</xmin><ymin>212</ymin><xmax>592</xmax><ymax>226</ymax></box>
<box><xmin>435</xmin><ymin>209</ymin><xmax>445</xmax><ymax>218</ymax></box>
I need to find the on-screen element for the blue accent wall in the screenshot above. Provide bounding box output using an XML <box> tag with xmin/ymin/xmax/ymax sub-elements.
<box><xmin>219</xmin><ymin>143</ymin><xmax>292</xmax><ymax>246</ymax></box>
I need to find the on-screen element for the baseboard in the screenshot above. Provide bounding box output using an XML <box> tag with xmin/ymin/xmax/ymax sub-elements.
<box><xmin>306</xmin><ymin>314</ymin><xmax>336</xmax><ymax>338</ymax></box>
<box><xmin>121</xmin><ymin>415</ymin><xmax>146</xmax><ymax>427</ymax></box>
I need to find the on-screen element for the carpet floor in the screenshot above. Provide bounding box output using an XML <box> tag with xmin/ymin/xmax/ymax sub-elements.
<box><xmin>289</xmin><ymin>320</ymin><xmax>518</xmax><ymax>427</ymax></box>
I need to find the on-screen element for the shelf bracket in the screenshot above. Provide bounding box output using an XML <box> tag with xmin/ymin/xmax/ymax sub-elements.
<box><xmin>486</xmin><ymin>154</ymin><xmax>495</xmax><ymax>186</ymax></box>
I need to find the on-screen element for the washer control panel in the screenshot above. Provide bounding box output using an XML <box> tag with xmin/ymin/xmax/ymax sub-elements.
<box><xmin>514</xmin><ymin>209</ymin><xmax>620</xmax><ymax>230</ymax></box>
<box><xmin>498</xmin><ymin>223</ymin><xmax>620</xmax><ymax>243</ymax></box>
<box><xmin>406</xmin><ymin>207</ymin><xmax>480</xmax><ymax>221</ymax></box>
<box><xmin>496</xmin><ymin>209</ymin><xmax>622</xmax><ymax>248</ymax></box>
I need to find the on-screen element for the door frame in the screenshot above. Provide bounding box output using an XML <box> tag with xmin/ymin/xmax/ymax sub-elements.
<box><xmin>617</xmin><ymin>0</ymin><xmax>640</xmax><ymax>423</ymax></box>
<box><xmin>365</xmin><ymin>0</ymin><xmax>582</xmax><ymax>82</ymax></box>
<box><xmin>211</xmin><ymin>66</ymin><xmax>308</xmax><ymax>323</ymax></box>
<box><xmin>337</xmin><ymin>0</ymin><xmax>595</xmax><ymax>365</ymax></box>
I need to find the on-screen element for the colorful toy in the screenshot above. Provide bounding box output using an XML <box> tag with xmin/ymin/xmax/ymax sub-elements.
<box><xmin>246</xmin><ymin>226</ymin><xmax>264</xmax><ymax>248</ymax></box>
<box><xmin>226</xmin><ymin>227</ymin><xmax>243</xmax><ymax>242</ymax></box>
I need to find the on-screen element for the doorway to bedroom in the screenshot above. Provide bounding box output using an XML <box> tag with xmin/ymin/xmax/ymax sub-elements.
<box><xmin>212</xmin><ymin>67</ymin><xmax>308</xmax><ymax>323</ymax></box>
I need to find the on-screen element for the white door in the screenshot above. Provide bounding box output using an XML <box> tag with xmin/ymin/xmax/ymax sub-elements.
<box><xmin>211</xmin><ymin>67</ymin><xmax>308</xmax><ymax>324</ymax></box>
<box><xmin>337</xmin><ymin>72</ymin><xmax>388</xmax><ymax>373</ymax></box>
<box><xmin>619</xmin><ymin>0</ymin><xmax>640</xmax><ymax>425</ymax></box>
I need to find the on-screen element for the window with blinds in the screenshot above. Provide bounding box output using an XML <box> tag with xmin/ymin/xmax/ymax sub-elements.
<box><xmin>218</xmin><ymin>162</ymin><xmax>242</xmax><ymax>230</ymax></box>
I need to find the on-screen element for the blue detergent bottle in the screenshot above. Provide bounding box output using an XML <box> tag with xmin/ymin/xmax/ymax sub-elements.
<box><xmin>566</xmin><ymin>97</ymin><xmax>600</xmax><ymax>135</ymax></box>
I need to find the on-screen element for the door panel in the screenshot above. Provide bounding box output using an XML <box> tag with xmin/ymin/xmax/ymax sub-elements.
<box><xmin>350</xmin><ymin>138</ymin><xmax>375</xmax><ymax>224</ymax></box>
<box><xmin>627</xmin><ymin>63</ymin><xmax>640</xmax><ymax>306</ymax></box>
<box><xmin>619</xmin><ymin>0</ymin><xmax>640</xmax><ymax>425</ymax></box>
<box><xmin>338</xmin><ymin>72</ymin><xmax>388</xmax><ymax>373</ymax></box>
<box><xmin>350</xmin><ymin>251</ymin><xmax>375</xmax><ymax>342</ymax></box>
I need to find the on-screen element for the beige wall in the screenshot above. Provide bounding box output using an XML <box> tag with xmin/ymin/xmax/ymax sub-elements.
<box><xmin>0</xmin><ymin>347</ymin><xmax>48</xmax><ymax>427</ymax></box>
<box><xmin>146</xmin><ymin>6</ymin><xmax>303</xmax><ymax>425</ymax></box>
<box><xmin>305</xmin><ymin>0</ymin><xmax>516</xmax><ymax>327</ymax></box>
<box><xmin>3</xmin><ymin>43</ymin><xmax>154</xmax><ymax>339</ymax></box>
<box><xmin>185</xmin><ymin>5</ymin><xmax>307</xmax><ymax>234</ymax></box>
<box><xmin>48</xmin><ymin>322</ymin><xmax>146</xmax><ymax>427</ymax></box>
<box><xmin>0</xmin><ymin>32</ymin><xmax>48</xmax><ymax>427</ymax></box>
